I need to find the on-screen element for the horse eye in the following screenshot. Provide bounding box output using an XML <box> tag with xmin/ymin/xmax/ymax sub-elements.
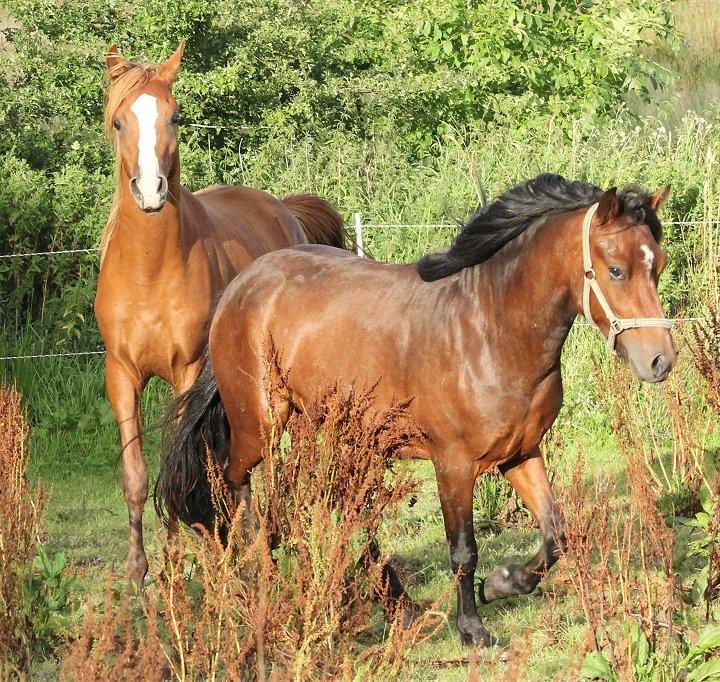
<box><xmin>112</xmin><ymin>119</ymin><xmax>121</xmax><ymax>131</ymax></box>
<box><xmin>609</xmin><ymin>266</ymin><xmax>623</xmax><ymax>280</ymax></box>
<box><xmin>171</xmin><ymin>112</ymin><xmax>180</xmax><ymax>125</ymax></box>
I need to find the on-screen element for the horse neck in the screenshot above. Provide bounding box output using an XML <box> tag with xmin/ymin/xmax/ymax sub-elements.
<box><xmin>110</xmin><ymin>160</ymin><xmax>189</xmax><ymax>279</ymax></box>
<box><xmin>457</xmin><ymin>213</ymin><xmax>582</xmax><ymax>371</ymax></box>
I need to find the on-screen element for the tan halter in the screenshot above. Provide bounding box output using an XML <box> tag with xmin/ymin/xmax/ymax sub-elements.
<box><xmin>582</xmin><ymin>202</ymin><xmax>673</xmax><ymax>351</ymax></box>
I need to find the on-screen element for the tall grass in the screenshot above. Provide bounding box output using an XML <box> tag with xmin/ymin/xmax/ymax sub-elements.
<box><xmin>62</xmin><ymin>382</ymin><xmax>450</xmax><ymax>680</ymax></box>
<box><xmin>0</xmin><ymin>384</ymin><xmax>44</xmax><ymax>676</ymax></box>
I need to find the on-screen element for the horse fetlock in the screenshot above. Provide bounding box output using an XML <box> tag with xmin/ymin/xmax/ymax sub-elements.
<box><xmin>479</xmin><ymin>564</ymin><xmax>540</xmax><ymax>603</ymax></box>
<box><xmin>127</xmin><ymin>552</ymin><xmax>149</xmax><ymax>589</ymax></box>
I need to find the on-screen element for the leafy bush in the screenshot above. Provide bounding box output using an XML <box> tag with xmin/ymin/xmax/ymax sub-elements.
<box><xmin>4</xmin><ymin>0</ymin><xmax>676</xmax><ymax>144</ymax></box>
<box><xmin>0</xmin><ymin>0</ymin><xmax>687</xmax><ymax>347</ymax></box>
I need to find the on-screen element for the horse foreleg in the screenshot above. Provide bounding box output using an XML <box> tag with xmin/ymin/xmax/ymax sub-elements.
<box><xmin>106</xmin><ymin>357</ymin><xmax>148</xmax><ymax>588</ymax></box>
<box><xmin>480</xmin><ymin>450</ymin><xmax>564</xmax><ymax>603</ymax></box>
<box><xmin>436</xmin><ymin>461</ymin><xmax>493</xmax><ymax>647</ymax></box>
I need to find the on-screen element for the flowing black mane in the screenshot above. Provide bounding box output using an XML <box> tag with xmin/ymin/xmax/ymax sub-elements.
<box><xmin>417</xmin><ymin>173</ymin><xmax>662</xmax><ymax>282</ymax></box>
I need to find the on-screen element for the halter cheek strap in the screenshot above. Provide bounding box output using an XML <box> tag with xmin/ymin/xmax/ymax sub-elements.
<box><xmin>581</xmin><ymin>202</ymin><xmax>673</xmax><ymax>351</ymax></box>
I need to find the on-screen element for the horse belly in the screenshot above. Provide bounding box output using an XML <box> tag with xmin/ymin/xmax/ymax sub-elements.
<box><xmin>438</xmin><ymin>373</ymin><xmax>562</xmax><ymax>472</ymax></box>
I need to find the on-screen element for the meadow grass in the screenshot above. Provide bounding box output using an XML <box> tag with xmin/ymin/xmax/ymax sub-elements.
<box><xmin>4</xmin><ymin>317</ymin><xmax>716</xmax><ymax>679</ymax></box>
<box><xmin>653</xmin><ymin>0</ymin><xmax>720</xmax><ymax>117</ymax></box>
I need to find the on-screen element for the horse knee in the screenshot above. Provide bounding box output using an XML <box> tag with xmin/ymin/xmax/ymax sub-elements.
<box><xmin>122</xmin><ymin>471</ymin><xmax>148</xmax><ymax>507</ymax></box>
<box><xmin>449</xmin><ymin>528</ymin><xmax>477</xmax><ymax>574</ymax></box>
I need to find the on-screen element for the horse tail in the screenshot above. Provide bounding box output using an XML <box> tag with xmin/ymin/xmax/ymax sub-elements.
<box><xmin>155</xmin><ymin>347</ymin><xmax>229</xmax><ymax>531</ymax></box>
<box><xmin>283</xmin><ymin>193</ymin><xmax>348</xmax><ymax>249</ymax></box>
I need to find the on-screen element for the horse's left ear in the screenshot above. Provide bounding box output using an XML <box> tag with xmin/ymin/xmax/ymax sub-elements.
<box><xmin>158</xmin><ymin>40</ymin><xmax>185</xmax><ymax>85</ymax></box>
<box><xmin>596</xmin><ymin>187</ymin><xmax>620</xmax><ymax>225</ymax></box>
<box><xmin>649</xmin><ymin>185</ymin><xmax>671</xmax><ymax>212</ymax></box>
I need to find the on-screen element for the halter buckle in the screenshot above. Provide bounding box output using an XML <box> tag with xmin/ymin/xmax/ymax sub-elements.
<box><xmin>584</xmin><ymin>268</ymin><xmax>596</xmax><ymax>281</ymax></box>
<box><xmin>609</xmin><ymin>318</ymin><xmax>623</xmax><ymax>334</ymax></box>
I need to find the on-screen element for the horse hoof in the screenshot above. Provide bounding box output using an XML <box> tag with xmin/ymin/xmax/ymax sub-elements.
<box><xmin>458</xmin><ymin>618</ymin><xmax>494</xmax><ymax>647</ymax></box>
<box><xmin>399</xmin><ymin>601</ymin><xmax>423</xmax><ymax>630</ymax></box>
<box><xmin>479</xmin><ymin>564</ymin><xmax>538</xmax><ymax>604</ymax></box>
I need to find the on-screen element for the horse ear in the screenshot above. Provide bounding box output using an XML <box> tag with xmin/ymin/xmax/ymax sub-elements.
<box><xmin>106</xmin><ymin>44</ymin><xmax>126</xmax><ymax>81</ymax></box>
<box><xmin>596</xmin><ymin>187</ymin><xmax>620</xmax><ymax>225</ymax></box>
<box><xmin>649</xmin><ymin>185</ymin><xmax>671</xmax><ymax>212</ymax></box>
<box><xmin>158</xmin><ymin>40</ymin><xmax>185</xmax><ymax>85</ymax></box>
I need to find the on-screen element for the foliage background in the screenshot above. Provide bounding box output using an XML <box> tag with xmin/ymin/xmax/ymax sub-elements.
<box><xmin>0</xmin><ymin>0</ymin><xmax>693</xmax><ymax>349</ymax></box>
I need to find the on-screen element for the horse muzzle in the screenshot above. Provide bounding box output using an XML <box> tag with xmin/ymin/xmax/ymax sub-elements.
<box><xmin>129</xmin><ymin>174</ymin><xmax>168</xmax><ymax>212</ymax></box>
<box><xmin>624</xmin><ymin>335</ymin><xmax>678</xmax><ymax>383</ymax></box>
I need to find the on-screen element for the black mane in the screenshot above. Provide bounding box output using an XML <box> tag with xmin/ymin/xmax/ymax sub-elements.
<box><xmin>417</xmin><ymin>173</ymin><xmax>662</xmax><ymax>282</ymax></box>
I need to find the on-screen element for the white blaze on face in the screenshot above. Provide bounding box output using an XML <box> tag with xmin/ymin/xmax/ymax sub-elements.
<box><xmin>130</xmin><ymin>94</ymin><xmax>161</xmax><ymax>208</ymax></box>
<box><xmin>640</xmin><ymin>244</ymin><xmax>655</xmax><ymax>271</ymax></box>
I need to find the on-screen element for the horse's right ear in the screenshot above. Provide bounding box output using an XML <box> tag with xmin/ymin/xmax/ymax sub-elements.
<box><xmin>106</xmin><ymin>45</ymin><xmax>126</xmax><ymax>81</ymax></box>
<box><xmin>596</xmin><ymin>187</ymin><xmax>621</xmax><ymax>225</ymax></box>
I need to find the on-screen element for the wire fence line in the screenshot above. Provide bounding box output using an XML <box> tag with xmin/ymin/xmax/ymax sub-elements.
<box><xmin>0</xmin><ymin>317</ymin><xmax>708</xmax><ymax>362</ymax></box>
<box><xmin>0</xmin><ymin>350</ymin><xmax>106</xmax><ymax>361</ymax></box>
<box><xmin>1</xmin><ymin>218</ymin><xmax>719</xmax><ymax>260</ymax></box>
<box><xmin>0</xmin><ymin>219</ymin><xmax>714</xmax><ymax>361</ymax></box>
<box><xmin>0</xmin><ymin>247</ymin><xmax>100</xmax><ymax>259</ymax></box>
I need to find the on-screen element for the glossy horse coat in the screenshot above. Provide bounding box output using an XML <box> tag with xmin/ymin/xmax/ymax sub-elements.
<box><xmin>94</xmin><ymin>42</ymin><xmax>346</xmax><ymax>587</ymax></box>
<box><xmin>157</xmin><ymin>174</ymin><xmax>676</xmax><ymax>645</ymax></box>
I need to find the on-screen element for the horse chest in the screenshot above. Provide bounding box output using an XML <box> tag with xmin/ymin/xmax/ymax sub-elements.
<box><xmin>97</xmin><ymin>293</ymin><xmax>208</xmax><ymax>374</ymax></box>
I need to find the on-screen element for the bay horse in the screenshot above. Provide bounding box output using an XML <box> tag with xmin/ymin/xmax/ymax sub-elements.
<box><xmin>156</xmin><ymin>174</ymin><xmax>676</xmax><ymax>645</ymax></box>
<box><xmin>94</xmin><ymin>42</ymin><xmax>346</xmax><ymax>588</ymax></box>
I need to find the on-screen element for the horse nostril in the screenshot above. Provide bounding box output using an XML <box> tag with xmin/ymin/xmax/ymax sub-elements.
<box><xmin>129</xmin><ymin>177</ymin><xmax>141</xmax><ymax>197</ymax></box>
<box><xmin>651</xmin><ymin>354</ymin><xmax>668</xmax><ymax>377</ymax></box>
<box><xmin>157</xmin><ymin>175</ymin><xmax>168</xmax><ymax>196</ymax></box>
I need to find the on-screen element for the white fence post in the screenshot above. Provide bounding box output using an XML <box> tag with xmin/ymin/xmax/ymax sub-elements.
<box><xmin>354</xmin><ymin>212</ymin><xmax>364</xmax><ymax>258</ymax></box>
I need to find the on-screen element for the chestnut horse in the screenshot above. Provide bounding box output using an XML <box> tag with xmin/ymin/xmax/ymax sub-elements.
<box><xmin>156</xmin><ymin>174</ymin><xmax>676</xmax><ymax>645</ymax></box>
<box><xmin>94</xmin><ymin>42</ymin><xmax>346</xmax><ymax>587</ymax></box>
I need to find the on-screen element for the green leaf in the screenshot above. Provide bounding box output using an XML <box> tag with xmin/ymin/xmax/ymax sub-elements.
<box><xmin>279</xmin><ymin>430</ymin><xmax>292</xmax><ymax>456</ymax></box>
<box><xmin>685</xmin><ymin>659</ymin><xmax>720</xmax><ymax>682</ymax></box>
<box><xmin>580</xmin><ymin>650</ymin><xmax>618</xmax><ymax>681</ymax></box>
<box><xmin>684</xmin><ymin>625</ymin><xmax>720</xmax><ymax>666</ymax></box>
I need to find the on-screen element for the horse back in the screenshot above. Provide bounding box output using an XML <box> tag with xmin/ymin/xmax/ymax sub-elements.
<box><xmin>190</xmin><ymin>185</ymin><xmax>308</xmax><ymax>262</ymax></box>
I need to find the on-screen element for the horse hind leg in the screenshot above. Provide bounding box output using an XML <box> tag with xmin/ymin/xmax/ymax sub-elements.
<box><xmin>366</xmin><ymin>539</ymin><xmax>421</xmax><ymax>629</ymax></box>
<box><xmin>479</xmin><ymin>450</ymin><xmax>565</xmax><ymax>604</ymax></box>
<box><xmin>222</xmin><ymin>388</ymin><xmax>293</xmax><ymax>544</ymax></box>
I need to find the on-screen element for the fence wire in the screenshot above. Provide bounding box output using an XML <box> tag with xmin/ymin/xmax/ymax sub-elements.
<box><xmin>1</xmin><ymin>218</ymin><xmax>719</xmax><ymax>260</ymax></box>
<box><xmin>0</xmin><ymin>220</ymin><xmax>714</xmax><ymax>361</ymax></box>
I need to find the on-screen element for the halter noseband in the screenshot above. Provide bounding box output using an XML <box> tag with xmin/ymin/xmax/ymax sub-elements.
<box><xmin>581</xmin><ymin>202</ymin><xmax>673</xmax><ymax>351</ymax></box>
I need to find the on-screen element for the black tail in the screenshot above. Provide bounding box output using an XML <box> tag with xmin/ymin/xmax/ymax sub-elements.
<box><xmin>155</xmin><ymin>347</ymin><xmax>229</xmax><ymax>531</ymax></box>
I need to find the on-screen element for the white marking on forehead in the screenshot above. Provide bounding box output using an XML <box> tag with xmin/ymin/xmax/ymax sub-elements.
<box><xmin>640</xmin><ymin>244</ymin><xmax>655</xmax><ymax>271</ymax></box>
<box><xmin>129</xmin><ymin>94</ymin><xmax>160</xmax><ymax>201</ymax></box>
